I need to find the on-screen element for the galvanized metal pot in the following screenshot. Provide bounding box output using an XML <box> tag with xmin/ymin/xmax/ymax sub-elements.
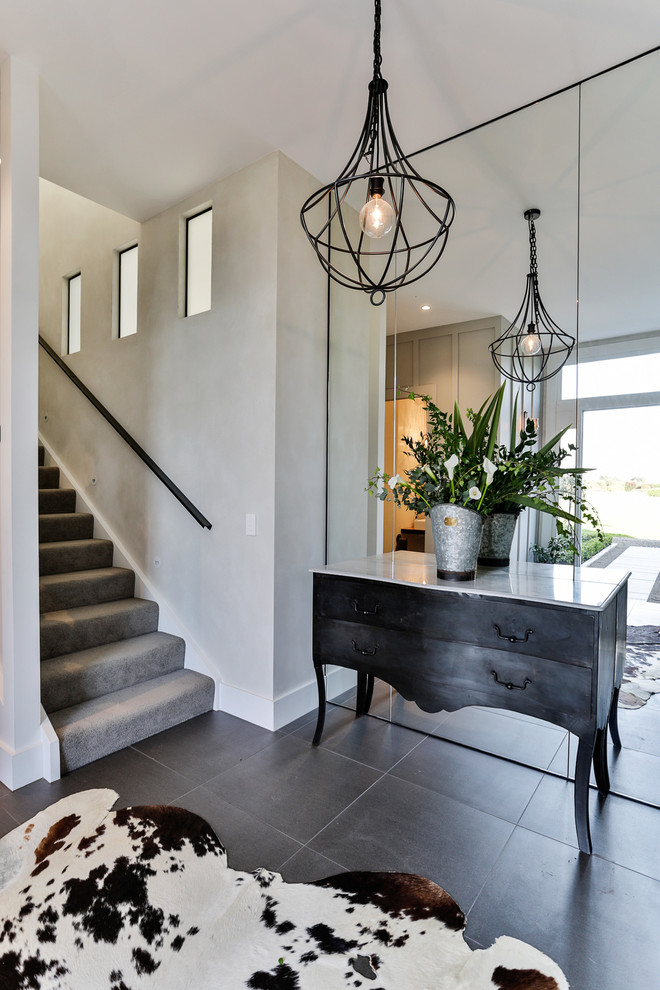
<box><xmin>428</xmin><ymin>503</ymin><xmax>484</xmax><ymax>581</ymax></box>
<box><xmin>478</xmin><ymin>511</ymin><xmax>519</xmax><ymax>567</ymax></box>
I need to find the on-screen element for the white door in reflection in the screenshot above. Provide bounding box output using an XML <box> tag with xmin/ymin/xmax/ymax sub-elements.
<box><xmin>582</xmin><ymin>405</ymin><xmax>660</xmax><ymax>540</ymax></box>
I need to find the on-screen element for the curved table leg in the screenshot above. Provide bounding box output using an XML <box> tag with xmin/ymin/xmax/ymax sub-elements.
<box><xmin>356</xmin><ymin>672</ymin><xmax>367</xmax><ymax>718</ymax></box>
<box><xmin>312</xmin><ymin>664</ymin><xmax>326</xmax><ymax>746</ymax></box>
<box><xmin>592</xmin><ymin>727</ymin><xmax>610</xmax><ymax>795</ymax></box>
<box><xmin>608</xmin><ymin>687</ymin><xmax>622</xmax><ymax>749</ymax></box>
<box><xmin>356</xmin><ymin>673</ymin><xmax>375</xmax><ymax>718</ymax></box>
<box><xmin>574</xmin><ymin>735</ymin><xmax>595</xmax><ymax>855</ymax></box>
<box><xmin>363</xmin><ymin>674</ymin><xmax>375</xmax><ymax>714</ymax></box>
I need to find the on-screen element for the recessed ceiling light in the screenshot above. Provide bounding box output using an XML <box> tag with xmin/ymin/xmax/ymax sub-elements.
<box><xmin>421</xmin><ymin>305</ymin><xmax>431</xmax><ymax>311</ymax></box>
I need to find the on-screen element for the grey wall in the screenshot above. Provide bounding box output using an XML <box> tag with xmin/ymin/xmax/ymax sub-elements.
<box><xmin>39</xmin><ymin>151</ymin><xmax>330</xmax><ymax>729</ymax></box>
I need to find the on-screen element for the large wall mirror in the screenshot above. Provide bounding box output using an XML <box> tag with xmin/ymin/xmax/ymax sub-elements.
<box><xmin>325</xmin><ymin>47</ymin><xmax>660</xmax><ymax>808</ymax></box>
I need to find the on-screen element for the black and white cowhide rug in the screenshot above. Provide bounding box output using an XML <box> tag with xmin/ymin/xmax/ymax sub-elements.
<box><xmin>620</xmin><ymin>625</ymin><xmax>660</xmax><ymax>709</ymax></box>
<box><xmin>0</xmin><ymin>789</ymin><xmax>569</xmax><ymax>989</ymax></box>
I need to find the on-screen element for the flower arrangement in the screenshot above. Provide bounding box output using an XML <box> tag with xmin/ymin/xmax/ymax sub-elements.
<box><xmin>367</xmin><ymin>386</ymin><xmax>602</xmax><ymax>540</ymax></box>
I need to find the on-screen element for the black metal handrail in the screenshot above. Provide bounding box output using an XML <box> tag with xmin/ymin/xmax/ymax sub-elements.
<box><xmin>39</xmin><ymin>335</ymin><xmax>212</xmax><ymax>530</ymax></box>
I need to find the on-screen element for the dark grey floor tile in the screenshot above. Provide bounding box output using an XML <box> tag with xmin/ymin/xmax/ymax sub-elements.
<box><xmin>466</xmin><ymin>826</ymin><xmax>660</xmax><ymax>990</ymax></box>
<box><xmin>549</xmin><ymin>735</ymin><xmax>660</xmax><ymax>806</ymax></box>
<box><xmin>170</xmin><ymin>784</ymin><xmax>302</xmax><ymax>873</ymax></box>
<box><xmin>520</xmin><ymin>773</ymin><xmax>660</xmax><ymax>879</ymax></box>
<box><xmin>278</xmin><ymin>709</ymin><xmax>318</xmax><ymax>735</ymax></box>
<box><xmin>434</xmin><ymin>706</ymin><xmax>567</xmax><ymax>770</ymax></box>
<box><xmin>131</xmin><ymin>710</ymin><xmax>281</xmax><ymax>784</ymax></box>
<box><xmin>616</xmin><ymin>705</ymin><xmax>660</xmax><ymax>758</ymax></box>
<box><xmin>68</xmin><ymin>746</ymin><xmax>198</xmax><ymax>808</ymax></box>
<box><xmin>0</xmin><ymin>803</ymin><xmax>21</xmax><ymax>838</ymax></box>
<box><xmin>293</xmin><ymin>704</ymin><xmax>425</xmax><ymax>771</ymax></box>
<box><xmin>278</xmin><ymin>845</ymin><xmax>348</xmax><ymax>883</ymax></box>
<box><xmin>204</xmin><ymin>733</ymin><xmax>382</xmax><ymax>843</ymax></box>
<box><xmin>308</xmin><ymin>773</ymin><xmax>514</xmax><ymax>909</ymax></box>
<box><xmin>0</xmin><ymin>772</ymin><xmax>95</xmax><ymax>825</ymax></box>
<box><xmin>390</xmin><ymin>736</ymin><xmax>544</xmax><ymax>823</ymax></box>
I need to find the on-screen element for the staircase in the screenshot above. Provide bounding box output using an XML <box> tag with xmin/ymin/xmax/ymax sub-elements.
<box><xmin>38</xmin><ymin>446</ymin><xmax>215</xmax><ymax>773</ymax></box>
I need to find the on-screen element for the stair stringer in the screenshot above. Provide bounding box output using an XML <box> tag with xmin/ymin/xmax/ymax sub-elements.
<box><xmin>38</xmin><ymin>436</ymin><xmax>221</xmax><ymax>713</ymax></box>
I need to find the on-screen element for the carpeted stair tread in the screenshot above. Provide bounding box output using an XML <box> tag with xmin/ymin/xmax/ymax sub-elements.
<box><xmin>38</xmin><ymin>465</ymin><xmax>60</xmax><ymax>488</ymax></box>
<box><xmin>41</xmin><ymin>631</ymin><xmax>186</xmax><ymax>713</ymax></box>
<box><xmin>36</xmin><ymin>447</ymin><xmax>217</xmax><ymax>774</ymax></box>
<box><xmin>50</xmin><ymin>668</ymin><xmax>215</xmax><ymax>772</ymax></box>
<box><xmin>39</xmin><ymin>511</ymin><xmax>94</xmax><ymax>543</ymax></box>
<box><xmin>39</xmin><ymin>488</ymin><xmax>77</xmax><ymax>514</ymax></box>
<box><xmin>39</xmin><ymin>538</ymin><xmax>114</xmax><ymax>575</ymax></box>
<box><xmin>39</xmin><ymin>566</ymin><xmax>135</xmax><ymax>613</ymax></box>
<box><xmin>40</xmin><ymin>598</ymin><xmax>160</xmax><ymax>660</ymax></box>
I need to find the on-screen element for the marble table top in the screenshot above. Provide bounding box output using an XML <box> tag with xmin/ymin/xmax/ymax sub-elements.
<box><xmin>312</xmin><ymin>551</ymin><xmax>630</xmax><ymax>611</ymax></box>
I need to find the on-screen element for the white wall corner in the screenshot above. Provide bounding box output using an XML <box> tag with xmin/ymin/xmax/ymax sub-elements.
<box><xmin>0</xmin><ymin>55</ymin><xmax>43</xmax><ymax>791</ymax></box>
<box><xmin>40</xmin><ymin>707</ymin><xmax>61</xmax><ymax>783</ymax></box>
<box><xmin>217</xmin><ymin>677</ymin><xmax>320</xmax><ymax>732</ymax></box>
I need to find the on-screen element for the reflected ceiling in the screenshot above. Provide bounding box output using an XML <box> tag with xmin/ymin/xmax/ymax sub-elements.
<box><xmin>390</xmin><ymin>49</ymin><xmax>660</xmax><ymax>341</ymax></box>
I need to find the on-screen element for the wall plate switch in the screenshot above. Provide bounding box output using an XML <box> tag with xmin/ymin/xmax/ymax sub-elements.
<box><xmin>245</xmin><ymin>513</ymin><xmax>256</xmax><ymax>536</ymax></box>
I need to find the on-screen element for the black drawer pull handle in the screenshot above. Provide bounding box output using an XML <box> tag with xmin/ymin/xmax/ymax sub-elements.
<box><xmin>493</xmin><ymin>624</ymin><xmax>533</xmax><ymax>644</ymax></box>
<box><xmin>352</xmin><ymin>600</ymin><xmax>381</xmax><ymax>615</ymax></box>
<box><xmin>491</xmin><ymin>669</ymin><xmax>532</xmax><ymax>691</ymax></box>
<box><xmin>352</xmin><ymin>640</ymin><xmax>378</xmax><ymax>656</ymax></box>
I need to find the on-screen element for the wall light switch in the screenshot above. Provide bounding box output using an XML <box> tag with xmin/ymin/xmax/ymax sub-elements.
<box><xmin>245</xmin><ymin>513</ymin><xmax>256</xmax><ymax>536</ymax></box>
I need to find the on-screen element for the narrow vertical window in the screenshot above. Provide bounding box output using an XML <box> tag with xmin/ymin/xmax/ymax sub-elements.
<box><xmin>118</xmin><ymin>245</ymin><xmax>138</xmax><ymax>337</ymax></box>
<box><xmin>185</xmin><ymin>207</ymin><xmax>212</xmax><ymax>316</ymax></box>
<box><xmin>67</xmin><ymin>273</ymin><xmax>82</xmax><ymax>354</ymax></box>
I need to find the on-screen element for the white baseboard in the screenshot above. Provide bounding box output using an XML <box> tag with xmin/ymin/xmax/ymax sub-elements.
<box><xmin>217</xmin><ymin>666</ymin><xmax>358</xmax><ymax>732</ymax></box>
<box><xmin>0</xmin><ymin>736</ymin><xmax>45</xmax><ymax>791</ymax></box>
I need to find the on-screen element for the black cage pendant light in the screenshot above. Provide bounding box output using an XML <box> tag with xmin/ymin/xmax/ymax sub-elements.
<box><xmin>300</xmin><ymin>0</ymin><xmax>455</xmax><ymax>306</ymax></box>
<box><xmin>489</xmin><ymin>209</ymin><xmax>576</xmax><ymax>391</ymax></box>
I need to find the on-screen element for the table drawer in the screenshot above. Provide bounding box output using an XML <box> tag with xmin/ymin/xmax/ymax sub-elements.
<box><xmin>314</xmin><ymin>574</ymin><xmax>595</xmax><ymax>667</ymax></box>
<box><xmin>315</xmin><ymin>617</ymin><xmax>593</xmax><ymax>728</ymax></box>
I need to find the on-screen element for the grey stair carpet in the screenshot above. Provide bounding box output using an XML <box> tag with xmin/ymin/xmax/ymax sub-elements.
<box><xmin>39</xmin><ymin>566</ymin><xmax>136</xmax><ymax>613</ymax></box>
<box><xmin>50</xmin><ymin>669</ymin><xmax>214</xmax><ymax>773</ymax></box>
<box><xmin>39</xmin><ymin>445</ymin><xmax>214</xmax><ymax>773</ymax></box>
<box><xmin>39</xmin><ymin>511</ymin><xmax>94</xmax><ymax>542</ymax></box>
<box><xmin>39</xmin><ymin>488</ymin><xmax>76</xmax><ymax>513</ymax></box>
<box><xmin>41</xmin><ymin>598</ymin><xmax>160</xmax><ymax>660</ymax></box>
<box><xmin>40</xmin><ymin>538</ymin><xmax>115</xmax><ymax>575</ymax></box>
<box><xmin>39</xmin><ymin>465</ymin><xmax>60</xmax><ymax>489</ymax></box>
<box><xmin>41</xmin><ymin>632</ymin><xmax>186</xmax><ymax>713</ymax></box>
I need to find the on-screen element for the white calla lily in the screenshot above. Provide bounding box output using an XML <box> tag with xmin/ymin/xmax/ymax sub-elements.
<box><xmin>388</xmin><ymin>474</ymin><xmax>402</xmax><ymax>489</ymax></box>
<box><xmin>444</xmin><ymin>454</ymin><xmax>459</xmax><ymax>480</ymax></box>
<box><xmin>483</xmin><ymin>457</ymin><xmax>497</xmax><ymax>485</ymax></box>
<box><xmin>468</xmin><ymin>486</ymin><xmax>482</xmax><ymax>501</ymax></box>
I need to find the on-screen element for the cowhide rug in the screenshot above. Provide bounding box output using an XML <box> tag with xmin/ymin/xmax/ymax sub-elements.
<box><xmin>0</xmin><ymin>789</ymin><xmax>569</xmax><ymax>990</ymax></box>
<box><xmin>620</xmin><ymin>625</ymin><xmax>660</xmax><ymax>709</ymax></box>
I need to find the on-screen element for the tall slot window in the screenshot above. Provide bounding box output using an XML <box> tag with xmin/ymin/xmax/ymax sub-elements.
<box><xmin>67</xmin><ymin>273</ymin><xmax>82</xmax><ymax>354</ymax></box>
<box><xmin>118</xmin><ymin>244</ymin><xmax>139</xmax><ymax>337</ymax></box>
<box><xmin>185</xmin><ymin>207</ymin><xmax>212</xmax><ymax>316</ymax></box>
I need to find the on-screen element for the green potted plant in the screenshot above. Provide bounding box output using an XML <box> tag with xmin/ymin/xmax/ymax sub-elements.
<box><xmin>367</xmin><ymin>386</ymin><xmax>506</xmax><ymax>580</ymax></box>
<box><xmin>367</xmin><ymin>387</ymin><xmax>601</xmax><ymax>578</ymax></box>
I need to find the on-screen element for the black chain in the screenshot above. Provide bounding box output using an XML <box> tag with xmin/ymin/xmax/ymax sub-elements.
<box><xmin>373</xmin><ymin>0</ymin><xmax>382</xmax><ymax>78</ymax></box>
<box><xmin>528</xmin><ymin>215</ymin><xmax>538</xmax><ymax>277</ymax></box>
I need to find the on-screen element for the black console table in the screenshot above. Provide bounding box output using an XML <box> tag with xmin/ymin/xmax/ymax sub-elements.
<box><xmin>311</xmin><ymin>552</ymin><xmax>629</xmax><ymax>854</ymax></box>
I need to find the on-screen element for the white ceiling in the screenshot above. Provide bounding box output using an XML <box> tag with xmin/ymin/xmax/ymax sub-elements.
<box><xmin>2</xmin><ymin>0</ymin><xmax>660</xmax><ymax>337</ymax></box>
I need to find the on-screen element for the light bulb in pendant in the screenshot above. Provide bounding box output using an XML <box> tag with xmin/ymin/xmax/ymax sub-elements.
<box><xmin>359</xmin><ymin>176</ymin><xmax>394</xmax><ymax>239</ymax></box>
<box><xmin>522</xmin><ymin>323</ymin><xmax>542</xmax><ymax>356</ymax></box>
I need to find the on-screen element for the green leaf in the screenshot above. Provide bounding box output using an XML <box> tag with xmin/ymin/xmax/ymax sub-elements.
<box><xmin>510</xmin><ymin>391</ymin><xmax>519</xmax><ymax>452</ymax></box>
